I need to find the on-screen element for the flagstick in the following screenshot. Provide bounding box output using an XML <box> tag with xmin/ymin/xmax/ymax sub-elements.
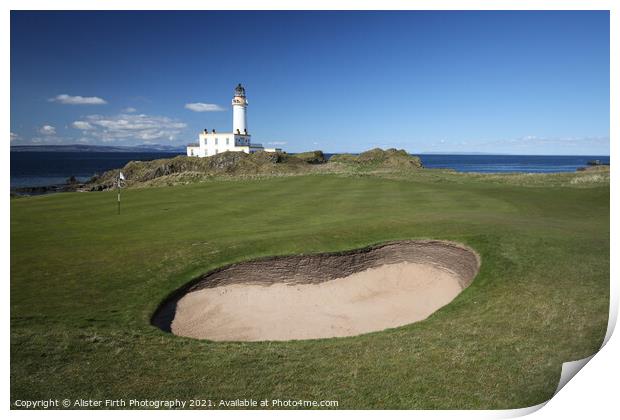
<box><xmin>117</xmin><ymin>173</ymin><xmax>121</xmax><ymax>215</ymax></box>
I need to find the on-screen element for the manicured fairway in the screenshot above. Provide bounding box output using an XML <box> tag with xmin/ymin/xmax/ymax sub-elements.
<box><xmin>10</xmin><ymin>173</ymin><xmax>609</xmax><ymax>409</ymax></box>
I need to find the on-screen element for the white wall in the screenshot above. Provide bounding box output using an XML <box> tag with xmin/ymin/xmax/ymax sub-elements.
<box><xmin>186</xmin><ymin>132</ymin><xmax>285</xmax><ymax>157</ymax></box>
<box><xmin>232</xmin><ymin>104</ymin><xmax>247</xmax><ymax>134</ymax></box>
<box><xmin>188</xmin><ymin>133</ymin><xmax>253</xmax><ymax>157</ymax></box>
<box><xmin>186</xmin><ymin>146</ymin><xmax>200</xmax><ymax>157</ymax></box>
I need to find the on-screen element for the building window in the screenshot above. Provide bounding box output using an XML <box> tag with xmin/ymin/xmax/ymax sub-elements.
<box><xmin>215</xmin><ymin>149</ymin><xmax>218</xmax><ymax>154</ymax></box>
<box><xmin>226</xmin><ymin>138</ymin><xmax>229</xmax><ymax>145</ymax></box>
<box><xmin>215</xmin><ymin>138</ymin><xmax>218</xmax><ymax>145</ymax></box>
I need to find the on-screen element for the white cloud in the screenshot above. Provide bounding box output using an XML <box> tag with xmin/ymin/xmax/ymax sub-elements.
<box><xmin>72</xmin><ymin>112</ymin><xmax>187</xmax><ymax>143</ymax></box>
<box><xmin>71</xmin><ymin>121</ymin><xmax>95</xmax><ymax>130</ymax></box>
<box><xmin>10</xmin><ymin>132</ymin><xmax>20</xmax><ymax>142</ymax></box>
<box><xmin>39</xmin><ymin>125</ymin><xmax>56</xmax><ymax>136</ymax></box>
<box><xmin>122</xmin><ymin>107</ymin><xmax>137</xmax><ymax>113</ymax></box>
<box><xmin>184</xmin><ymin>102</ymin><xmax>225</xmax><ymax>112</ymax></box>
<box><xmin>49</xmin><ymin>94</ymin><xmax>107</xmax><ymax>105</ymax></box>
<box><xmin>268</xmin><ymin>141</ymin><xmax>287</xmax><ymax>146</ymax></box>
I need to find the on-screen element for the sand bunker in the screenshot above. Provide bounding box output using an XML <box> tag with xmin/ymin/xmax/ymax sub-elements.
<box><xmin>152</xmin><ymin>240</ymin><xmax>480</xmax><ymax>341</ymax></box>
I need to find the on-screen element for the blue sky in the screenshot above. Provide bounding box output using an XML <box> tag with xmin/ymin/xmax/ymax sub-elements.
<box><xmin>10</xmin><ymin>11</ymin><xmax>609</xmax><ymax>154</ymax></box>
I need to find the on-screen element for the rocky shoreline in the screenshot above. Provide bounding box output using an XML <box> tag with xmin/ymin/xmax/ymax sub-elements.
<box><xmin>11</xmin><ymin>176</ymin><xmax>92</xmax><ymax>196</ymax></box>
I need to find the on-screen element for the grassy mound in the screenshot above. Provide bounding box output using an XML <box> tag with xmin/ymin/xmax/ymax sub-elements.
<box><xmin>87</xmin><ymin>148</ymin><xmax>426</xmax><ymax>190</ymax></box>
<box><xmin>330</xmin><ymin>148</ymin><xmax>423</xmax><ymax>170</ymax></box>
<box><xmin>293</xmin><ymin>150</ymin><xmax>327</xmax><ymax>164</ymax></box>
<box><xmin>89</xmin><ymin>151</ymin><xmax>312</xmax><ymax>189</ymax></box>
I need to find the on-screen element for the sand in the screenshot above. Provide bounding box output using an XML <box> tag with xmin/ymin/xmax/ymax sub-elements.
<box><xmin>170</xmin><ymin>262</ymin><xmax>464</xmax><ymax>341</ymax></box>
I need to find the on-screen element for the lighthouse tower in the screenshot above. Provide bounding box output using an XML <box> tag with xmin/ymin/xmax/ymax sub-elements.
<box><xmin>232</xmin><ymin>83</ymin><xmax>248</xmax><ymax>135</ymax></box>
<box><xmin>186</xmin><ymin>83</ymin><xmax>283</xmax><ymax>157</ymax></box>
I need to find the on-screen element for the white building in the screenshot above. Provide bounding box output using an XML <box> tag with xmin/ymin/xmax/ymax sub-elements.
<box><xmin>186</xmin><ymin>84</ymin><xmax>282</xmax><ymax>157</ymax></box>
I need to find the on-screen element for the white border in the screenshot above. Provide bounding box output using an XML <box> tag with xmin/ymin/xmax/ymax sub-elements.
<box><xmin>4</xmin><ymin>1</ymin><xmax>616</xmax><ymax>419</ymax></box>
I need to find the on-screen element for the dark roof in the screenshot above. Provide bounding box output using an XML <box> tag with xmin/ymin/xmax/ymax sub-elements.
<box><xmin>235</xmin><ymin>83</ymin><xmax>246</xmax><ymax>97</ymax></box>
<box><xmin>187</xmin><ymin>143</ymin><xmax>199</xmax><ymax>147</ymax></box>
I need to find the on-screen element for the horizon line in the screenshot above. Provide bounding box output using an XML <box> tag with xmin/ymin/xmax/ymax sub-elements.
<box><xmin>9</xmin><ymin>144</ymin><xmax>610</xmax><ymax>157</ymax></box>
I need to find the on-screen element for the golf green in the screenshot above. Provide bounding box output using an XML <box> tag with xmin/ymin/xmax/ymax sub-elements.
<box><xmin>10</xmin><ymin>173</ymin><xmax>609</xmax><ymax>409</ymax></box>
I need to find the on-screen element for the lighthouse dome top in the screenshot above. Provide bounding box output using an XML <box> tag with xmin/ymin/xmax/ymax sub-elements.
<box><xmin>234</xmin><ymin>83</ymin><xmax>246</xmax><ymax>97</ymax></box>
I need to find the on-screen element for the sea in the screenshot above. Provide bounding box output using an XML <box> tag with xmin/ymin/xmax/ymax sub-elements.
<box><xmin>10</xmin><ymin>151</ymin><xmax>610</xmax><ymax>189</ymax></box>
<box><xmin>10</xmin><ymin>151</ymin><xmax>179</xmax><ymax>189</ymax></box>
<box><xmin>415</xmin><ymin>154</ymin><xmax>610</xmax><ymax>173</ymax></box>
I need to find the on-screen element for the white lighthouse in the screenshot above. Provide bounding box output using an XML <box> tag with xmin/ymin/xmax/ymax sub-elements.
<box><xmin>232</xmin><ymin>83</ymin><xmax>248</xmax><ymax>135</ymax></box>
<box><xmin>186</xmin><ymin>83</ymin><xmax>282</xmax><ymax>158</ymax></box>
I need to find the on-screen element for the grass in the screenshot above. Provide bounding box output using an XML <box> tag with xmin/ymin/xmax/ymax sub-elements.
<box><xmin>10</xmin><ymin>172</ymin><xmax>609</xmax><ymax>409</ymax></box>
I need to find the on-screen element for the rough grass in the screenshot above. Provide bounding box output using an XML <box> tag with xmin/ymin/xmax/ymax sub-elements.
<box><xmin>10</xmin><ymin>172</ymin><xmax>609</xmax><ymax>409</ymax></box>
<box><xmin>90</xmin><ymin>151</ymin><xmax>312</xmax><ymax>189</ymax></box>
<box><xmin>292</xmin><ymin>150</ymin><xmax>327</xmax><ymax>164</ymax></box>
<box><xmin>88</xmin><ymin>148</ymin><xmax>425</xmax><ymax>190</ymax></box>
<box><xmin>375</xmin><ymin>166</ymin><xmax>610</xmax><ymax>188</ymax></box>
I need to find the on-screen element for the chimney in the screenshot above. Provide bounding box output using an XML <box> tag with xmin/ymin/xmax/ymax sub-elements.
<box><xmin>212</xmin><ymin>129</ymin><xmax>216</xmax><ymax>134</ymax></box>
